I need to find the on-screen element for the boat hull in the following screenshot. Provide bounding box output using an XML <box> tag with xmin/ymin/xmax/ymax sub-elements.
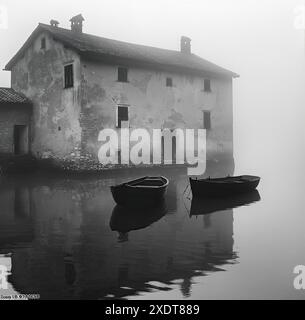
<box><xmin>190</xmin><ymin>175</ymin><xmax>260</xmax><ymax>197</ymax></box>
<box><xmin>111</xmin><ymin>176</ymin><xmax>169</xmax><ymax>208</ymax></box>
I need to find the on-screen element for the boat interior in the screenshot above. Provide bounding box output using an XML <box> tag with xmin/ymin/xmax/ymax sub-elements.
<box><xmin>128</xmin><ymin>177</ymin><xmax>166</xmax><ymax>187</ymax></box>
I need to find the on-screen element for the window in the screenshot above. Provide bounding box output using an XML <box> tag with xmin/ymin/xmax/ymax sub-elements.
<box><xmin>41</xmin><ymin>38</ymin><xmax>46</xmax><ymax>50</ymax></box>
<box><xmin>204</xmin><ymin>79</ymin><xmax>211</xmax><ymax>92</ymax></box>
<box><xmin>64</xmin><ymin>64</ymin><xmax>74</xmax><ymax>88</ymax></box>
<box><xmin>203</xmin><ymin>111</ymin><xmax>211</xmax><ymax>130</ymax></box>
<box><xmin>117</xmin><ymin>105</ymin><xmax>129</xmax><ymax>128</ymax></box>
<box><xmin>118</xmin><ymin>67</ymin><xmax>128</xmax><ymax>82</ymax></box>
<box><xmin>166</xmin><ymin>77</ymin><xmax>173</xmax><ymax>87</ymax></box>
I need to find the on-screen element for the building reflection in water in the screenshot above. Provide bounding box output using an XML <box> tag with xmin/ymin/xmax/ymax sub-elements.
<box><xmin>0</xmin><ymin>184</ymin><xmax>34</xmax><ymax>248</ymax></box>
<box><xmin>0</xmin><ymin>161</ymin><xmax>260</xmax><ymax>300</ymax></box>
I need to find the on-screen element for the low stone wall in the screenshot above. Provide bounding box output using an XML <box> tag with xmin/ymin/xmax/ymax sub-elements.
<box><xmin>0</xmin><ymin>152</ymin><xmax>234</xmax><ymax>176</ymax></box>
<box><xmin>0</xmin><ymin>154</ymin><xmax>38</xmax><ymax>174</ymax></box>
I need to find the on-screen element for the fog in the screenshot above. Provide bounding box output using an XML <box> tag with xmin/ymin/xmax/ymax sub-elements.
<box><xmin>0</xmin><ymin>0</ymin><xmax>304</xmax><ymax>172</ymax></box>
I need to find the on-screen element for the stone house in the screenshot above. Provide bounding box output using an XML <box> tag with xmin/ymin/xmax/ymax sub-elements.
<box><xmin>3</xmin><ymin>14</ymin><xmax>238</xmax><ymax>169</ymax></box>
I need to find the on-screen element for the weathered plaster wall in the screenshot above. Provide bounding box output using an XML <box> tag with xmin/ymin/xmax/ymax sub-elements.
<box><xmin>80</xmin><ymin>59</ymin><xmax>233</xmax><ymax>163</ymax></box>
<box><xmin>11</xmin><ymin>32</ymin><xmax>82</xmax><ymax>160</ymax></box>
<box><xmin>9</xmin><ymin>34</ymin><xmax>233</xmax><ymax>168</ymax></box>
<box><xmin>0</xmin><ymin>104</ymin><xmax>31</xmax><ymax>154</ymax></box>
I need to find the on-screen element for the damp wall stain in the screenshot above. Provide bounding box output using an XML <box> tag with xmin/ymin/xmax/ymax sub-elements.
<box><xmin>80</xmin><ymin>59</ymin><xmax>233</xmax><ymax>163</ymax></box>
<box><xmin>11</xmin><ymin>32</ymin><xmax>82</xmax><ymax>160</ymax></box>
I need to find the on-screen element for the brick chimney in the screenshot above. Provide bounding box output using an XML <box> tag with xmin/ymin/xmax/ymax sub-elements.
<box><xmin>50</xmin><ymin>19</ymin><xmax>59</xmax><ymax>27</ymax></box>
<box><xmin>180</xmin><ymin>36</ymin><xmax>191</xmax><ymax>54</ymax></box>
<box><xmin>70</xmin><ymin>14</ymin><xmax>84</xmax><ymax>33</ymax></box>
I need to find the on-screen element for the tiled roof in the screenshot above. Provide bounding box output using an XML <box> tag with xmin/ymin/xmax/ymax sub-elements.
<box><xmin>0</xmin><ymin>88</ymin><xmax>31</xmax><ymax>104</ymax></box>
<box><xmin>5</xmin><ymin>23</ymin><xmax>239</xmax><ymax>78</ymax></box>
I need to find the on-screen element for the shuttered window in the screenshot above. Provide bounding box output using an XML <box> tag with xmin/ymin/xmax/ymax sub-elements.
<box><xmin>118</xmin><ymin>67</ymin><xmax>128</xmax><ymax>82</ymax></box>
<box><xmin>64</xmin><ymin>64</ymin><xmax>74</xmax><ymax>88</ymax></box>
<box><xmin>166</xmin><ymin>77</ymin><xmax>173</xmax><ymax>87</ymax></box>
<box><xmin>204</xmin><ymin>79</ymin><xmax>211</xmax><ymax>92</ymax></box>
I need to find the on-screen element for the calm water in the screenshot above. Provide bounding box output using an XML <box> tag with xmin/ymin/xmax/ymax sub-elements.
<box><xmin>0</xmin><ymin>157</ymin><xmax>304</xmax><ymax>300</ymax></box>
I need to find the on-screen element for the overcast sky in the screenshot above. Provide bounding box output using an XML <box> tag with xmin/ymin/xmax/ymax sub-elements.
<box><xmin>0</xmin><ymin>0</ymin><xmax>304</xmax><ymax>169</ymax></box>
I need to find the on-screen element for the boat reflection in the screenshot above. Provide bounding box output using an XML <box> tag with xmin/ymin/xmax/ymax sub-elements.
<box><xmin>110</xmin><ymin>201</ymin><xmax>168</xmax><ymax>242</ymax></box>
<box><xmin>190</xmin><ymin>190</ymin><xmax>261</xmax><ymax>216</ymax></box>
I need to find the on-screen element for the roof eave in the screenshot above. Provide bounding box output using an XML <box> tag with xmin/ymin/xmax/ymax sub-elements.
<box><xmin>5</xmin><ymin>23</ymin><xmax>240</xmax><ymax>79</ymax></box>
<box><xmin>5</xmin><ymin>24</ymin><xmax>49</xmax><ymax>71</ymax></box>
<box><xmin>0</xmin><ymin>101</ymin><xmax>32</xmax><ymax>106</ymax></box>
<box><xmin>79</xmin><ymin>50</ymin><xmax>238</xmax><ymax>79</ymax></box>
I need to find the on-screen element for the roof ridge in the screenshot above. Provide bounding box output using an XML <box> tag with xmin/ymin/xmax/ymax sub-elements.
<box><xmin>38</xmin><ymin>23</ymin><xmax>181</xmax><ymax>54</ymax></box>
<box><xmin>6</xmin><ymin>22</ymin><xmax>239</xmax><ymax>77</ymax></box>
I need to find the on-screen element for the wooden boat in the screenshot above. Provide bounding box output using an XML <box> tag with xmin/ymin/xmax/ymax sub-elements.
<box><xmin>190</xmin><ymin>190</ymin><xmax>261</xmax><ymax>216</ymax></box>
<box><xmin>111</xmin><ymin>176</ymin><xmax>169</xmax><ymax>208</ymax></box>
<box><xmin>190</xmin><ymin>175</ymin><xmax>260</xmax><ymax>197</ymax></box>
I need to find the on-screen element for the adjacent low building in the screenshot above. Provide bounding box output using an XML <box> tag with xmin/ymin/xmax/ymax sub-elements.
<box><xmin>3</xmin><ymin>14</ymin><xmax>238</xmax><ymax>169</ymax></box>
<box><xmin>0</xmin><ymin>88</ymin><xmax>32</xmax><ymax>156</ymax></box>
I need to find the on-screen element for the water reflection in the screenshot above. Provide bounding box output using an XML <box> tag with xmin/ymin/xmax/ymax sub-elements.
<box><xmin>0</xmin><ymin>185</ymin><xmax>35</xmax><ymax>247</ymax></box>
<box><xmin>110</xmin><ymin>201</ymin><xmax>168</xmax><ymax>242</ymax></box>
<box><xmin>64</xmin><ymin>254</ymin><xmax>77</xmax><ymax>286</ymax></box>
<box><xmin>190</xmin><ymin>190</ymin><xmax>261</xmax><ymax>216</ymax></box>
<box><xmin>0</xmin><ymin>162</ymin><xmax>247</xmax><ymax>300</ymax></box>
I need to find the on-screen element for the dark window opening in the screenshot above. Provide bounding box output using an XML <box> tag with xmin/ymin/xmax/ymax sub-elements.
<box><xmin>166</xmin><ymin>77</ymin><xmax>173</xmax><ymax>87</ymax></box>
<box><xmin>117</xmin><ymin>106</ymin><xmax>129</xmax><ymax>128</ymax></box>
<box><xmin>118</xmin><ymin>67</ymin><xmax>128</xmax><ymax>82</ymax></box>
<box><xmin>203</xmin><ymin>111</ymin><xmax>211</xmax><ymax>130</ymax></box>
<box><xmin>204</xmin><ymin>79</ymin><xmax>211</xmax><ymax>92</ymax></box>
<box><xmin>58</xmin><ymin>126</ymin><xmax>61</xmax><ymax>131</ymax></box>
<box><xmin>41</xmin><ymin>37</ymin><xmax>46</xmax><ymax>50</ymax></box>
<box><xmin>64</xmin><ymin>64</ymin><xmax>74</xmax><ymax>88</ymax></box>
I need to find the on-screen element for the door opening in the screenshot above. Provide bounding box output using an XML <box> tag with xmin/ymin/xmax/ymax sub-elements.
<box><xmin>14</xmin><ymin>125</ymin><xmax>29</xmax><ymax>155</ymax></box>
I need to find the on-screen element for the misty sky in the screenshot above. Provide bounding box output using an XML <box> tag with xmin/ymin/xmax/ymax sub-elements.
<box><xmin>0</xmin><ymin>0</ymin><xmax>304</xmax><ymax>171</ymax></box>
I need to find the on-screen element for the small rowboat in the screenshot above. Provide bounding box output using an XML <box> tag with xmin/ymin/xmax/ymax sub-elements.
<box><xmin>190</xmin><ymin>175</ymin><xmax>260</xmax><ymax>197</ymax></box>
<box><xmin>111</xmin><ymin>176</ymin><xmax>169</xmax><ymax>208</ymax></box>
